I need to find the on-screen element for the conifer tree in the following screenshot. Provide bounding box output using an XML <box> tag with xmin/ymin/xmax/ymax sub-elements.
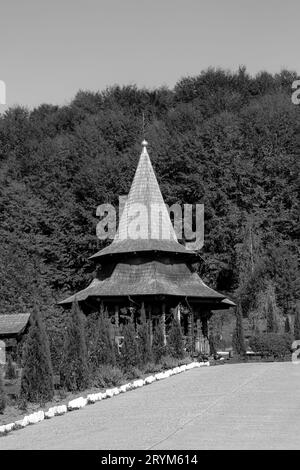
<box><xmin>152</xmin><ymin>317</ymin><xmax>166</xmax><ymax>363</ymax></box>
<box><xmin>137</xmin><ymin>308</ymin><xmax>152</xmax><ymax>365</ymax></box>
<box><xmin>232</xmin><ymin>302</ymin><xmax>246</xmax><ymax>356</ymax></box>
<box><xmin>208</xmin><ymin>334</ymin><xmax>217</xmax><ymax>357</ymax></box>
<box><xmin>294</xmin><ymin>304</ymin><xmax>300</xmax><ymax>340</ymax></box>
<box><xmin>20</xmin><ymin>305</ymin><xmax>54</xmax><ymax>403</ymax></box>
<box><xmin>284</xmin><ymin>317</ymin><xmax>291</xmax><ymax>334</ymax></box>
<box><xmin>61</xmin><ymin>299</ymin><xmax>89</xmax><ymax>391</ymax></box>
<box><xmin>122</xmin><ymin>319</ymin><xmax>139</xmax><ymax>369</ymax></box>
<box><xmin>5</xmin><ymin>354</ymin><xmax>17</xmax><ymax>380</ymax></box>
<box><xmin>264</xmin><ymin>282</ymin><xmax>280</xmax><ymax>333</ymax></box>
<box><xmin>168</xmin><ymin>317</ymin><xmax>184</xmax><ymax>359</ymax></box>
<box><xmin>90</xmin><ymin>306</ymin><xmax>115</xmax><ymax>368</ymax></box>
<box><xmin>0</xmin><ymin>368</ymin><xmax>6</xmax><ymax>413</ymax></box>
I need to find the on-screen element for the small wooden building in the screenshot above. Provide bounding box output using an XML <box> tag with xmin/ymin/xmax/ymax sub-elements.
<box><xmin>0</xmin><ymin>313</ymin><xmax>31</xmax><ymax>360</ymax></box>
<box><xmin>59</xmin><ymin>141</ymin><xmax>234</xmax><ymax>355</ymax></box>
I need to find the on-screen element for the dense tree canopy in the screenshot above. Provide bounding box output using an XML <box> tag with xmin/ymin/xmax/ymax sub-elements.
<box><xmin>0</xmin><ymin>68</ymin><xmax>299</xmax><ymax>331</ymax></box>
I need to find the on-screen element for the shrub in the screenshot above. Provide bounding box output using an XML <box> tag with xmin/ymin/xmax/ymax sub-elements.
<box><xmin>122</xmin><ymin>320</ymin><xmax>139</xmax><ymax>369</ymax></box>
<box><xmin>124</xmin><ymin>366</ymin><xmax>143</xmax><ymax>381</ymax></box>
<box><xmin>249</xmin><ymin>333</ymin><xmax>292</xmax><ymax>358</ymax></box>
<box><xmin>61</xmin><ymin>299</ymin><xmax>89</xmax><ymax>392</ymax></box>
<box><xmin>137</xmin><ymin>308</ymin><xmax>152</xmax><ymax>366</ymax></box>
<box><xmin>20</xmin><ymin>305</ymin><xmax>54</xmax><ymax>404</ymax></box>
<box><xmin>143</xmin><ymin>362</ymin><xmax>163</xmax><ymax>373</ymax></box>
<box><xmin>93</xmin><ymin>365</ymin><xmax>125</xmax><ymax>388</ymax></box>
<box><xmin>0</xmin><ymin>368</ymin><xmax>6</xmax><ymax>413</ymax></box>
<box><xmin>196</xmin><ymin>353</ymin><xmax>209</xmax><ymax>362</ymax></box>
<box><xmin>284</xmin><ymin>317</ymin><xmax>291</xmax><ymax>334</ymax></box>
<box><xmin>48</xmin><ymin>328</ymin><xmax>65</xmax><ymax>375</ymax></box>
<box><xmin>177</xmin><ymin>356</ymin><xmax>192</xmax><ymax>365</ymax></box>
<box><xmin>5</xmin><ymin>354</ymin><xmax>17</xmax><ymax>380</ymax></box>
<box><xmin>159</xmin><ymin>355</ymin><xmax>179</xmax><ymax>370</ymax></box>
<box><xmin>264</xmin><ymin>282</ymin><xmax>280</xmax><ymax>333</ymax></box>
<box><xmin>152</xmin><ymin>318</ymin><xmax>166</xmax><ymax>363</ymax></box>
<box><xmin>232</xmin><ymin>302</ymin><xmax>246</xmax><ymax>356</ymax></box>
<box><xmin>208</xmin><ymin>334</ymin><xmax>217</xmax><ymax>357</ymax></box>
<box><xmin>294</xmin><ymin>305</ymin><xmax>300</xmax><ymax>340</ymax></box>
<box><xmin>168</xmin><ymin>317</ymin><xmax>185</xmax><ymax>359</ymax></box>
<box><xmin>89</xmin><ymin>308</ymin><xmax>116</xmax><ymax>368</ymax></box>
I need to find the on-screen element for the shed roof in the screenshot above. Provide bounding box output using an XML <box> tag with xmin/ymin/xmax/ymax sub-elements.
<box><xmin>0</xmin><ymin>313</ymin><xmax>31</xmax><ymax>337</ymax></box>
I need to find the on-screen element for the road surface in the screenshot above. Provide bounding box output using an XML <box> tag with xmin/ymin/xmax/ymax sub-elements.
<box><xmin>0</xmin><ymin>362</ymin><xmax>299</xmax><ymax>449</ymax></box>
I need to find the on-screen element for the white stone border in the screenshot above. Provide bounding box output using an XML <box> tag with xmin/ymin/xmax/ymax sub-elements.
<box><xmin>0</xmin><ymin>361</ymin><xmax>209</xmax><ymax>436</ymax></box>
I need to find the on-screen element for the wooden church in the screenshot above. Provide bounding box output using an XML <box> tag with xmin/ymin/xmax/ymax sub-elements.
<box><xmin>59</xmin><ymin>141</ymin><xmax>234</xmax><ymax>355</ymax></box>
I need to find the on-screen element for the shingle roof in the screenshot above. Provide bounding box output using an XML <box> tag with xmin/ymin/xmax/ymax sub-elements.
<box><xmin>90</xmin><ymin>141</ymin><xmax>196</xmax><ymax>260</ymax></box>
<box><xmin>59</xmin><ymin>261</ymin><xmax>226</xmax><ymax>304</ymax></box>
<box><xmin>90</xmin><ymin>239</ymin><xmax>198</xmax><ymax>260</ymax></box>
<box><xmin>59</xmin><ymin>141</ymin><xmax>235</xmax><ymax>309</ymax></box>
<box><xmin>0</xmin><ymin>313</ymin><xmax>31</xmax><ymax>337</ymax></box>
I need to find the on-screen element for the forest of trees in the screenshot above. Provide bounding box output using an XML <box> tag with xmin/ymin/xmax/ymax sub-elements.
<box><xmin>0</xmin><ymin>67</ymin><xmax>299</xmax><ymax>337</ymax></box>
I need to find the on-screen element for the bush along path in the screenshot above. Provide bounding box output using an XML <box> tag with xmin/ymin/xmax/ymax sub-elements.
<box><xmin>0</xmin><ymin>360</ymin><xmax>210</xmax><ymax>436</ymax></box>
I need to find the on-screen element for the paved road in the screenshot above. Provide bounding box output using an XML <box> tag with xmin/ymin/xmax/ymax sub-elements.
<box><xmin>1</xmin><ymin>362</ymin><xmax>299</xmax><ymax>450</ymax></box>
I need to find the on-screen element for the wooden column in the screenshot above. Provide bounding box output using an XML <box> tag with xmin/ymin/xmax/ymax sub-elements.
<box><xmin>201</xmin><ymin>315</ymin><xmax>208</xmax><ymax>338</ymax></box>
<box><xmin>195</xmin><ymin>318</ymin><xmax>202</xmax><ymax>353</ymax></box>
<box><xmin>162</xmin><ymin>302</ymin><xmax>166</xmax><ymax>346</ymax></box>
<box><xmin>201</xmin><ymin>314</ymin><xmax>210</xmax><ymax>355</ymax></box>
<box><xmin>173</xmin><ymin>304</ymin><xmax>181</xmax><ymax>322</ymax></box>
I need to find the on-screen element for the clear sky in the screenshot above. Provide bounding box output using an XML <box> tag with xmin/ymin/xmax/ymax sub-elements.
<box><xmin>0</xmin><ymin>0</ymin><xmax>299</xmax><ymax>109</ymax></box>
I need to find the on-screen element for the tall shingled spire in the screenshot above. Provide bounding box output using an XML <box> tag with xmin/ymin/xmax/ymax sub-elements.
<box><xmin>59</xmin><ymin>140</ymin><xmax>235</xmax><ymax>308</ymax></box>
<box><xmin>115</xmin><ymin>140</ymin><xmax>177</xmax><ymax>243</ymax></box>
<box><xmin>90</xmin><ymin>141</ymin><xmax>196</xmax><ymax>260</ymax></box>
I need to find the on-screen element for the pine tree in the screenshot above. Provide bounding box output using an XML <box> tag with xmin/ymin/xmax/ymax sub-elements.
<box><xmin>264</xmin><ymin>282</ymin><xmax>280</xmax><ymax>333</ymax></box>
<box><xmin>137</xmin><ymin>308</ymin><xmax>152</xmax><ymax>365</ymax></box>
<box><xmin>284</xmin><ymin>317</ymin><xmax>291</xmax><ymax>334</ymax></box>
<box><xmin>0</xmin><ymin>368</ymin><xmax>6</xmax><ymax>413</ymax></box>
<box><xmin>208</xmin><ymin>334</ymin><xmax>217</xmax><ymax>357</ymax></box>
<box><xmin>5</xmin><ymin>354</ymin><xmax>17</xmax><ymax>380</ymax></box>
<box><xmin>61</xmin><ymin>299</ymin><xmax>89</xmax><ymax>391</ymax></box>
<box><xmin>90</xmin><ymin>307</ymin><xmax>115</xmax><ymax>368</ymax></box>
<box><xmin>232</xmin><ymin>302</ymin><xmax>246</xmax><ymax>356</ymax></box>
<box><xmin>294</xmin><ymin>304</ymin><xmax>300</xmax><ymax>340</ymax></box>
<box><xmin>20</xmin><ymin>305</ymin><xmax>54</xmax><ymax>403</ymax></box>
<box><xmin>168</xmin><ymin>317</ymin><xmax>184</xmax><ymax>359</ymax></box>
<box><xmin>152</xmin><ymin>317</ymin><xmax>166</xmax><ymax>363</ymax></box>
<box><xmin>122</xmin><ymin>319</ymin><xmax>139</xmax><ymax>369</ymax></box>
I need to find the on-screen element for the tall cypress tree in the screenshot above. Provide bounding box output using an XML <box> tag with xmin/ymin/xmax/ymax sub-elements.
<box><xmin>294</xmin><ymin>304</ymin><xmax>300</xmax><ymax>340</ymax></box>
<box><xmin>91</xmin><ymin>306</ymin><xmax>115</xmax><ymax>367</ymax></box>
<box><xmin>284</xmin><ymin>317</ymin><xmax>291</xmax><ymax>334</ymax></box>
<box><xmin>265</xmin><ymin>282</ymin><xmax>280</xmax><ymax>333</ymax></box>
<box><xmin>20</xmin><ymin>305</ymin><xmax>54</xmax><ymax>403</ymax></box>
<box><xmin>137</xmin><ymin>308</ymin><xmax>152</xmax><ymax>365</ymax></box>
<box><xmin>152</xmin><ymin>317</ymin><xmax>166</xmax><ymax>363</ymax></box>
<box><xmin>122</xmin><ymin>319</ymin><xmax>139</xmax><ymax>369</ymax></box>
<box><xmin>232</xmin><ymin>302</ymin><xmax>246</xmax><ymax>356</ymax></box>
<box><xmin>0</xmin><ymin>368</ymin><xmax>6</xmax><ymax>413</ymax></box>
<box><xmin>61</xmin><ymin>299</ymin><xmax>89</xmax><ymax>391</ymax></box>
<box><xmin>168</xmin><ymin>317</ymin><xmax>184</xmax><ymax>359</ymax></box>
